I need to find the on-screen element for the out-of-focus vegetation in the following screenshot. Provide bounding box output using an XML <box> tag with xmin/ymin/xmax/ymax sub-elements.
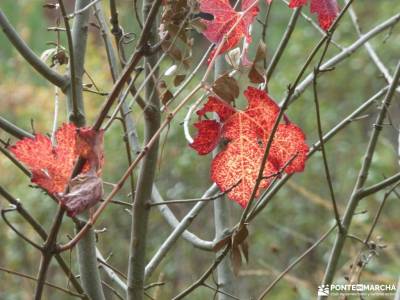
<box><xmin>0</xmin><ymin>0</ymin><xmax>399</xmax><ymax>299</ymax></box>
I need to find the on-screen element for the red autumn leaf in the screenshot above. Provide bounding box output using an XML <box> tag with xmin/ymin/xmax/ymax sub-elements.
<box><xmin>197</xmin><ymin>96</ymin><xmax>236</xmax><ymax>121</ymax></box>
<box><xmin>190</xmin><ymin>120</ymin><xmax>222</xmax><ymax>155</ymax></box>
<box><xmin>289</xmin><ymin>0</ymin><xmax>339</xmax><ymax>31</ymax></box>
<box><xmin>190</xmin><ymin>96</ymin><xmax>236</xmax><ymax>155</ymax></box>
<box><xmin>190</xmin><ymin>87</ymin><xmax>308</xmax><ymax>207</ymax></box>
<box><xmin>10</xmin><ymin>123</ymin><xmax>82</xmax><ymax>194</ymax></box>
<box><xmin>199</xmin><ymin>0</ymin><xmax>260</xmax><ymax>63</ymax></box>
<box><xmin>10</xmin><ymin>123</ymin><xmax>105</xmax><ymax>216</ymax></box>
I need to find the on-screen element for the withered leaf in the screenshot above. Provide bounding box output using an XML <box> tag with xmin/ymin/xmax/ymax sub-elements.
<box><xmin>174</xmin><ymin>74</ymin><xmax>186</xmax><ymax>86</ymax></box>
<box><xmin>161</xmin><ymin>90</ymin><xmax>174</xmax><ymax>105</ymax></box>
<box><xmin>190</xmin><ymin>17</ymin><xmax>207</xmax><ymax>33</ymax></box>
<box><xmin>231</xmin><ymin>245</ymin><xmax>242</xmax><ymax>276</ymax></box>
<box><xmin>249</xmin><ymin>41</ymin><xmax>267</xmax><ymax>84</ymax></box>
<box><xmin>230</xmin><ymin>225</ymin><xmax>249</xmax><ymax>276</ymax></box>
<box><xmin>212</xmin><ymin>235</ymin><xmax>231</xmax><ymax>252</ymax></box>
<box><xmin>241</xmin><ymin>239</ymin><xmax>249</xmax><ymax>263</ymax></box>
<box><xmin>249</xmin><ymin>67</ymin><xmax>265</xmax><ymax>84</ymax></box>
<box><xmin>58</xmin><ymin>171</ymin><xmax>103</xmax><ymax>218</ymax></box>
<box><xmin>232</xmin><ymin>225</ymin><xmax>249</xmax><ymax>249</ymax></box>
<box><xmin>212</xmin><ymin>73</ymin><xmax>239</xmax><ymax>103</ymax></box>
<box><xmin>161</xmin><ymin>40</ymin><xmax>183</xmax><ymax>62</ymax></box>
<box><xmin>225</xmin><ymin>48</ymin><xmax>241</xmax><ymax>70</ymax></box>
<box><xmin>156</xmin><ymin>80</ymin><xmax>174</xmax><ymax>105</ymax></box>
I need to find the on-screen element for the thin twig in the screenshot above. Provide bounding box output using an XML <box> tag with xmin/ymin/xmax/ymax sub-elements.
<box><xmin>289</xmin><ymin>12</ymin><xmax>400</xmax><ymax>105</ymax></box>
<box><xmin>149</xmin><ymin>180</ymin><xmax>240</xmax><ymax>207</ymax></box>
<box><xmin>359</xmin><ymin>172</ymin><xmax>400</xmax><ymax>198</ymax></box>
<box><xmin>266</xmin><ymin>7</ymin><xmax>301</xmax><ymax>82</ymax></box>
<box><xmin>1</xmin><ymin>207</ymin><xmax>43</xmax><ymax>250</ymax></box>
<box><xmin>261</xmin><ymin>0</ymin><xmax>273</xmax><ymax>69</ymax></box>
<box><xmin>0</xmin><ymin>186</ymin><xmax>87</xmax><ymax>297</ymax></box>
<box><xmin>145</xmin><ymin>185</ymin><xmax>218</xmax><ymax>279</ymax></box>
<box><xmin>346</xmin><ymin>1</ymin><xmax>399</xmax><ymax>93</ymax></box>
<box><xmin>257</xmin><ymin>225</ymin><xmax>337</xmax><ymax>299</ymax></box>
<box><xmin>0</xmin><ymin>11</ymin><xmax>68</xmax><ymax>88</ymax></box>
<box><xmin>58</xmin><ymin>0</ymin><xmax>78</xmax><ymax>121</ymax></box>
<box><xmin>172</xmin><ymin>246</ymin><xmax>231</xmax><ymax>299</ymax></box>
<box><xmin>312</xmin><ymin>63</ymin><xmax>342</xmax><ymax>231</ymax></box>
<box><xmin>319</xmin><ymin>61</ymin><xmax>400</xmax><ymax>297</ymax></box>
<box><xmin>247</xmin><ymin>86</ymin><xmax>390</xmax><ymax>222</ymax></box>
<box><xmin>0</xmin><ymin>266</ymin><xmax>85</xmax><ymax>298</ymax></box>
<box><xmin>239</xmin><ymin>0</ymin><xmax>355</xmax><ymax>230</ymax></box>
<box><xmin>67</xmin><ymin>0</ymin><xmax>101</xmax><ymax>19</ymax></box>
<box><xmin>364</xmin><ymin>182</ymin><xmax>400</xmax><ymax>244</ymax></box>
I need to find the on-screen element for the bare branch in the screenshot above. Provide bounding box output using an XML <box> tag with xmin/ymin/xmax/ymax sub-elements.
<box><xmin>127</xmin><ymin>0</ymin><xmax>162</xmax><ymax>298</ymax></box>
<box><xmin>266</xmin><ymin>7</ymin><xmax>301</xmax><ymax>81</ymax></box>
<box><xmin>289</xmin><ymin>13</ymin><xmax>400</xmax><ymax>105</ymax></box>
<box><xmin>0</xmin><ymin>266</ymin><xmax>85</xmax><ymax>298</ymax></box>
<box><xmin>359</xmin><ymin>172</ymin><xmax>400</xmax><ymax>200</ymax></box>
<box><xmin>145</xmin><ymin>185</ymin><xmax>218</xmax><ymax>279</ymax></box>
<box><xmin>0</xmin><ymin>186</ymin><xmax>87</xmax><ymax>297</ymax></box>
<box><xmin>172</xmin><ymin>246</ymin><xmax>231</xmax><ymax>299</ymax></box>
<box><xmin>346</xmin><ymin>1</ymin><xmax>400</xmax><ymax>93</ymax></box>
<box><xmin>1</xmin><ymin>207</ymin><xmax>43</xmax><ymax>250</ymax></box>
<box><xmin>319</xmin><ymin>60</ymin><xmax>400</xmax><ymax>296</ymax></box>
<box><xmin>257</xmin><ymin>225</ymin><xmax>337</xmax><ymax>299</ymax></box>
<box><xmin>150</xmin><ymin>185</ymin><xmax>217</xmax><ymax>252</ymax></box>
<box><xmin>248</xmin><ymin>86</ymin><xmax>390</xmax><ymax>222</ymax></box>
<box><xmin>0</xmin><ymin>116</ymin><xmax>34</xmax><ymax>139</ymax></box>
<box><xmin>0</xmin><ymin>10</ymin><xmax>68</xmax><ymax>89</ymax></box>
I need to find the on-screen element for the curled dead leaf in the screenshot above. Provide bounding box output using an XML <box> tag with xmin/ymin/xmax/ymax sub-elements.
<box><xmin>58</xmin><ymin>171</ymin><xmax>103</xmax><ymax>218</ymax></box>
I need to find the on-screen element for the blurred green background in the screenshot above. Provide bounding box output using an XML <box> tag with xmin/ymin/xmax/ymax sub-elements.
<box><xmin>1</xmin><ymin>0</ymin><xmax>399</xmax><ymax>299</ymax></box>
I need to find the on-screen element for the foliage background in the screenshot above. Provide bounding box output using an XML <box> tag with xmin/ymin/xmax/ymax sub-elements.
<box><xmin>0</xmin><ymin>0</ymin><xmax>399</xmax><ymax>299</ymax></box>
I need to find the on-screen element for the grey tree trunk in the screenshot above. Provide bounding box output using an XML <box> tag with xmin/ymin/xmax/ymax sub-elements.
<box><xmin>67</xmin><ymin>0</ymin><xmax>105</xmax><ymax>298</ymax></box>
<box><xmin>213</xmin><ymin>58</ymin><xmax>237</xmax><ymax>299</ymax></box>
<box><xmin>126</xmin><ymin>1</ymin><xmax>160</xmax><ymax>299</ymax></box>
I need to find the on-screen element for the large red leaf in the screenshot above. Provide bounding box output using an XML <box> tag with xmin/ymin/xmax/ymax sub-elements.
<box><xmin>199</xmin><ymin>0</ymin><xmax>260</xmax><ymax>63</ymax></box>
<box><xmin>289</xmin><ymin>0</ymin><xmax>339</xmax><ymax>31</ymax></box>
<box><xmin>190</xmin><ymin>87</ymin><xmax>308</xmax><ymax>207</ymax></box>
<box><xmin>10</xmin><ymin>123</ymin><xmax>105</xmax><ymax>216</ymax></box>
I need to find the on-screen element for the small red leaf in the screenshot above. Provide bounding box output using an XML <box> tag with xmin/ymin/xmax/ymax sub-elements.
<box><xmin>289</xmin><ymin>0</ymin><xmax>339</xmax><ymax>31</ymax></box>
<box><xmin>289</xmin><ymin>0</ymin><xmax>307</xmax><ymax>8</ymax></box>
<box><xmin>199</xmin><ymin>0</ymin><xmax>260</xmax><ymax>63</ymax></box>
<box><xmin>310</xmin><ymin>0</ymin><xmax>339</xmax><ymax>31</ymax></box>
